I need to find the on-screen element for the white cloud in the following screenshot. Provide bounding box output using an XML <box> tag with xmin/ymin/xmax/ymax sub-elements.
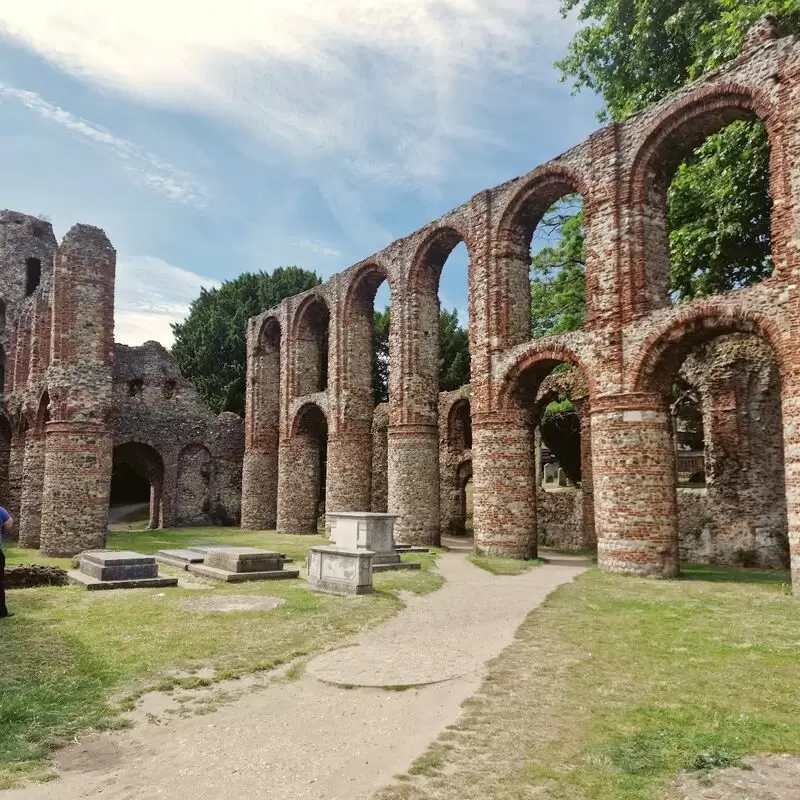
<box><xmin>294</xmin><ymin>238</ymin><xmax>342</xmax><ymax>258</ymax></box>
<box><xmin>114</xmin><ymin>255</ymin><xmax>219</xmax><ymax>347</ymax></box>
<box><xmin>0</xmin><ymin>1</ymin><xmax>578</xmax><ymax>189</ymax></box>
<box><xmin>0</xmin><ymin>81</ymin><xmax>208</xmax><ymax>207</ymax></box>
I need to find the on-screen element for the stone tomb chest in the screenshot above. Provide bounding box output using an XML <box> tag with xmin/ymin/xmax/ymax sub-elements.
<box><xmin>188</xmin><ymin>547</ymin><xmax>299</xmax><ymax>582</ymax></box>
<box><xmin>307</xmin><ymin>546</ymin><xmax>374</xmax><ymax>595</ymax></box>
<box><xmin>327</xmin><ymin>511</ymin><xmax>419</xmax><ymax>572</ymax></box>
<box><xmin>68</xmin><ymin>551</ymin><xmax>179</xmax><ymax>590</ymax></box>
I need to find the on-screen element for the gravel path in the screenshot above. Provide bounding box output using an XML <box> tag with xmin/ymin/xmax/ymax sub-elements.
<box><xmin>2</xmin><ymin>547</ymin><xmax>588</xmax><ymax>800</ymax></box>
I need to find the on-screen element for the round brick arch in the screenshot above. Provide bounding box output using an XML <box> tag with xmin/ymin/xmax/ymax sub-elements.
<box><xmin>626</xmin><ymin>83</ymin><xmax>779</xmax><ymax>312</ymax></box>
<box><xmin>408</xmin><ymin>224</ymin><xmax>471</xmax><ymax>294</ymax></box>
<box><xmin>494</xmin><ymin>165</ymin><xmax>591</xmax><ymax>348</ymax></box>
<box><xmin>629</xmin><ymin>306</ymin><xmax>788</xmax><ymax>394</ymax></box>
<box><xmin>289</xmin><ymin>399</ymin><xmax>329</xmax><ymax>438</ymax></box>
<box><xmin>256</xmin><ymin>314</ymin><xmax>281</xmax><ymax>351</ymax></box>
<box><xmin>498</xmin><ymin>341</ymin><xmax>593</xmax><ymax>410</ymax></box>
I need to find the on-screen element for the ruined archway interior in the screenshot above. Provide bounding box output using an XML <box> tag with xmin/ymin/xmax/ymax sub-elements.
<box><xmin>111</xmin><ymin>442</ymin><xmax>165</xmax><ymax>529</ymax></box>
<box><xmin>294</xmin><ymin>297</ymin><xmax>330</xmax><ymax>395</ymax></box>
<box><xmin>648</xmin><ymin>331</ymin><xmax>788</xmax><ymax>569</ymax></box>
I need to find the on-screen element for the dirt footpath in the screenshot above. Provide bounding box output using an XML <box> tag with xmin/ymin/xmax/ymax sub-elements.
<box><xmin>2</xmin><ymin>548</ymin><xmax>588</xmax><ymax>800</ymax></box>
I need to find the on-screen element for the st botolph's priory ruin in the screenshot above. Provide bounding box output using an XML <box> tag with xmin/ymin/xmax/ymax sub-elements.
<box><xmin>2</xmin><ymin>17</ymin><xmax>800</xmax><ymax>593</ymax></box>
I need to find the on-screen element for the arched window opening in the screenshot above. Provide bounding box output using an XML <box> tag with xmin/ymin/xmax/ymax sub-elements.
<box><xmin>128</xmin><ymin>379</ymin><xmax>144</xmax><ymax>397</ymax></box>
<box><xmin>345</xmin><ymin>265</ymin><xmax>391</xmax><ymax>409</ymax></box>
<box><xmin>438</xmin><ymin>241</ymin><xmax>470</xmax><ymax>393</ymax></box>
<box><xmin>25</xmin><ymin>258</ymin><xmax>42</xmax><ymax>296</ymax></box>
<box><xmin>410</xmin><ymin>229</ymin><xmax>470</xmax><ymax>427</ymax></box>
<box><xmin>162</xmin><ymin>380</ymin><xmax>177</xmax><ymax>399</ymax></box>
<box><xmin>530</xmin><ymin>195</ymin><xmax>586</xmax><ymax>339</ymax></box>
<box><xmin>448</xmin><ymin>399</ymin><xmax>472</xmax><ymax>452</ymax></box>
<box><xmin>666</xmin><ymin>119</ymin><xmax>771</xmax><ymax>302</ymax></box>
<box><xmin>295</xmin><ymin>296</ymin><xmax>330</xmax><ymax>396</ymax></box>
<box><xmin>633</xmin><ymin>96</ymin><xmax>773</xmax><ymax>308</ymax></box>
<box><xmin>110</xmin><ymin>442</ymin><xmax>165</xmax><ymax>530</ymax></box>
<box><xmin>499</xmin><ymin>173</ymin><xmax>586</xmax><ymax>347</ymax></box>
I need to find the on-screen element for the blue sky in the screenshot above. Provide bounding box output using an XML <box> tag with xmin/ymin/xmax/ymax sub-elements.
<box><xmin>0</xmin><ymin>2</ymin><xmax>602</xmax><ymax>346</ymax></box>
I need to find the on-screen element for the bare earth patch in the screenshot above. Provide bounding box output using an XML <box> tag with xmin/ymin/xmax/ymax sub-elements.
<box><xmin>669</xmin><ymin>754</ymin><xmax>800</xmax><ymax>800</ymax></box>
<box><xmin>180</xmin><ymin>595</ymin><xmax>285</xmax><ymax>613</ymax></box>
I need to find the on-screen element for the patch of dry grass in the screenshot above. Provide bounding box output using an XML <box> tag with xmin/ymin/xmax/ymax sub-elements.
<box><xmin>376</xmin><ymin>565</ymin><xmax>799</xmax><ymax>800</ymax></box>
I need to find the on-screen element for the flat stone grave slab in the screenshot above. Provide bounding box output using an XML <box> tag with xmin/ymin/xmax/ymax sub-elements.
<box><xmin>68</xmin><ymin>550</ymin><xmax>178</xmax><ymax>591</ymax></box>
<box><xmin>181</xmin><ymin>595</ymin><xmax>286</xmax><ymax>614</ymax></box>
<box><xmin>155</xmin><ymin>549</ymin><xmax>206</xmax><ymax>569</ymax></box>
<box><xmin>187</xmin><ymin>544</ymin><xmax>293</xmax><ymax>564</ymax></box>
<box><xmin>395</xmin><ymin>545</ymin><xmax>431</xmax><ymax>553</ymax></box>
<box><xmin>187</xmin><ymin>547</ymin><xmax>299</xmax><ymax>583</ymax></box>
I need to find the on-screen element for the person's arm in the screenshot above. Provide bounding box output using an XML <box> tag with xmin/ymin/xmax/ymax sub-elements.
<box><xmin>0</xmin><ymin>509</ymin><xmax>11</xmax><ymax>533</ymax></box>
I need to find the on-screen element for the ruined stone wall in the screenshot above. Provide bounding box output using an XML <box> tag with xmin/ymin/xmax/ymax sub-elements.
<box><xmin>112</xmin><ymin>341</ymin><xmax>244</xmax><ymax>527</ymax></box>
<box><xmin>243</xmin><ymin>19</ymin><xmax>800</xmax><ymax>591</ymax></box>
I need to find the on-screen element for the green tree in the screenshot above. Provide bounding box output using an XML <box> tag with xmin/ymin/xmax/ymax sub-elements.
<box><xmin>171</xmin><ymin>267</ymin><xmax>322</xmax><ymax>415</ymax></box>
<box><xmin>371</xmin><ymin>307</ymin><xmax>470</xmax><ymax>404</ymax></box>
<box><xmin>555</xmin><ymin>0</ymin><xmax>800</xmax><ymax>302</ymax></box>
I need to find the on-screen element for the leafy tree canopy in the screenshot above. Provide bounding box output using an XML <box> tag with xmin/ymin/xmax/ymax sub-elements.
<box><xmin>171</xmin><ymin>267</ymin><xmax>322</xmax><ymax>415</ymax></box>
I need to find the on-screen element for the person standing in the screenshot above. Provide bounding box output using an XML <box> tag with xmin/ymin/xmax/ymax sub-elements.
<box><xmin>0</xmin><ymin>505</ymin><xmax>13</xmax><ymax>619</ymax></box>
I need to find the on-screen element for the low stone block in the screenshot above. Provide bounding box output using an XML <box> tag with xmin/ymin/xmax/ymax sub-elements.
<box><xmin>372</xmin><ymin>562</ymin><xmax>422</xmax><ymax>572</ymax></box>
<box><xmin>66</xmin><ymin>570</ymin><xmax>179</xmax><ymax>591</ymax></box>
<box><xmin>307</xmin><ymin>546</ymin><xmax>374</xmax><ymax>595</ymax></box>
<box><xmin>79</xmin><ymin>551</ymin><xmax>158</xmax><ymax>582</ymax></box>
<box><xmin>204</xmin><ymin>547</ymin><xmax>283</xmax><ymax>573</ymax></box>
<box><xmin>186</xmin><ymin>563</ymin><xmax>299</xmax><ymax>583</ymax></box>
<box><xmin>187</xmin><ymin>544</ymin><xmax>240</xmax><ymax>555</ymax></box>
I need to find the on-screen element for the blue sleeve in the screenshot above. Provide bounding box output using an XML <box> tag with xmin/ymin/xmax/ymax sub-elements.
<box><xmin>0</xmin><ymin>508</ymin><xmax>10</xmax><ymax>523</ymax></box>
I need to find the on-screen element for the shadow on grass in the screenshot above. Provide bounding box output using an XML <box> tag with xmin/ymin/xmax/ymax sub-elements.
<box><xmin>680</xmin><ymin>563</ymin><xmax>791</xmax><ymax>587</ymax></box>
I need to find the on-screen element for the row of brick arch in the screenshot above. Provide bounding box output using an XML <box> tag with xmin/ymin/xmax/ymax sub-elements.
<box><xmin>254</xmin><ymin>83</ymin><xmax>784</xmax><ymax>401</ymax></box>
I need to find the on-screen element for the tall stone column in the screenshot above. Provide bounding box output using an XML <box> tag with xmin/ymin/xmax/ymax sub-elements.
<box><xmin>18</xmin><ymin>429</ymin><xmax>45</xmax><ymax>548</ymax></box>
<box><xmin>39</xmin><ymin>224</ymin><xmax>115</xmax><ymax>558</ymax></box>
<box><xmin>241</xmin><ymin>316</ymin><xmax>281</xmax><ymax>530</ymax></box>
<box><xmin>277</xmin><ymin>435</ymin><xmax>322</xmax><ymax>534</ymax></box>
<box><xmin>326</xmin><ymin>426</ymin><xmax>372</xmax><ymax>514</ymax></box>
<box><xmin>241</xmin><ymin>449</ymin><xmax>278</xmax><ymax>529</ymax></box>
<box><xmin>472</xmin><ymin>410</ymin><xmax>536</xmax><ymax>558</ymax></box>
<box><xmin>40</xmin><ymin>422</ymin><xmax>113</xmax><ymax>556</ymax></box>
<box><xmin>591</xmin><ymin>393</ymin><xmax>678</xmax><ymax>577</ymax></box>
<box><xmin>0</xmin><ymin>425</ymin><xmax>10</xmax><ymax>518</ymax></box>
<box><xmin>388</xmin><ymin>424</ymin><xmax>440</xmax><ymax>546</ymax></box>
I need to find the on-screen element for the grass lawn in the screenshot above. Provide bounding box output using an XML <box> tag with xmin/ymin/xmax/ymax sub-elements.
<box><xmin>468</xmin><ymin>552</ymin><xmax>546</xmax><ymax>575</ymax></box>
<box><xmin>377</xmin><ymin>563</ymin><xmax>799</xmax><ymax>800</ymax></box>
<box><xmin>1</xmin><ymin>527</ymin><xmax>442</xmax><ymax>789</ymax></box>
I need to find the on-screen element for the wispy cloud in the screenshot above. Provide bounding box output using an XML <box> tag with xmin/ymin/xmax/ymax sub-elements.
<box><xmin>0</xmin><ymin>81</ymin><xmax>208</xmax><ymax>207</ymax></box>
<box><xmin>114</xmin><ymin>255</ymin><xmax>219</xmax><ymax>346</ymax></box>
<box><xmin>294</xmin><ymin>238</ymin><xmax>342</xmax><ymax>258</ymax></box>
<box><xmin>1</xmin><ymin>1</ymin><xmax>578</xmax><ymax>192</ymax></box>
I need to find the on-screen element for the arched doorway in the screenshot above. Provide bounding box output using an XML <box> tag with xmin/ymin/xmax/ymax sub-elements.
<box><xmin>111</xmin><ymin>442</ymin><xmax>165</xmax><ymax>529</ymax></box>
